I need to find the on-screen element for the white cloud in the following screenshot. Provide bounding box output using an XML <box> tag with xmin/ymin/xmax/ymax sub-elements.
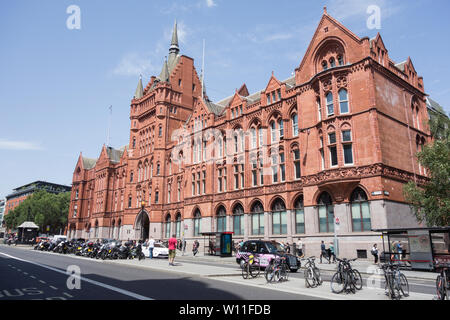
<box><xmin>0</xmin><ymin>139</ymin><xmax>43</xmax><ymax>151</ymax></box>
<box><xmin>206</xmin><ymin>0</ymin><xmax>217</xmax><ymax>8</ymax></box>
<box><xmin>113</xmin><ymin>53</ymin><xmax>156</xmax><ymax>77</ymax></box>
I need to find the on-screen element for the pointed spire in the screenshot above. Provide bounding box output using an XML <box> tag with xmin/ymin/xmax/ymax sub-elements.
<box><xmin>169</xmin><ymin>19</ymin><xmax>179</xmax><ymax>55</ymax></box>
<box><xmin>134</xmin><ymin>74</ymin><xmax>143</xmax><ymax>99</ymax></box>
<box><xmin>159</xmin><ymin>57</ymin><xmax>170</xmax><ymax>82</ymax></box>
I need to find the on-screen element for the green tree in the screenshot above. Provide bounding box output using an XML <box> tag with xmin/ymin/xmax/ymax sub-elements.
<box><xmin>404</xmin><ymin>107</ymin><xmax>450</xmax><ymax>226</ymax></box>
<box><xmin>4</xmin><ymin>190</ymin><xmax>71</xmax><ymax>234</ymax></box>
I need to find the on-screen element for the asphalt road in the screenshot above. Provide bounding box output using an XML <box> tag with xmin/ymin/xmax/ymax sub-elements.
<box><xmin>0</xmin><ymin>246</ymin><xmax>322</xmax><ymax>301</ymax></box>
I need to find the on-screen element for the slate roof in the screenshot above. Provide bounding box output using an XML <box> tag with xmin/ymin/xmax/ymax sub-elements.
<box><xmin>82</xmin><ymin>157</ymin><xmax>97</xmax><ymax>169</ymax></box>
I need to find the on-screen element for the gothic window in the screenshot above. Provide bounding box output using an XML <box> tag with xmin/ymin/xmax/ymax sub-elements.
<box><xmin>294</xmin><ymin>196</ymin><xmax>305</xmax><ymax>234</ymax></box>
<box><xmin>194</xmin><ymin>209</ymin><xmax>201</xmax><ymax>236</ymax></box>
<box><xmin>271</xmin><ymin>198</ymin><xmax>287</xmax><ymax>235</ymax></box>
<box><xmin>251</xmin><ymin>201</ymin><xmax>264</xmax><ymax>235</ymax></box>
<box><xmin>164</xmin><ymin>214</ymin><xmax>171</xmax><ymax>238</ymax></box>
<box><xmin>318</xmin><ymin>192</ymin><xmax>334</xmax><ymax>233</ymax></box>
<box><xmin>292</xmin><ymin>113</ymin><xmax>299</xmax><ymax>137</ymax></box>
<box><xmin>233</xmin><ymin>204</ymin><xmax>244</xmax><ymax>236</ymax></box>
<box><xmin>351</xmin><ymin>188</ymin><xmax>371</xmax><ymax>232</ymax></box>
<box><xmin>216</xmin><ymin>206</ymin><xmax>227</xmax><ymax>233</ymax></box>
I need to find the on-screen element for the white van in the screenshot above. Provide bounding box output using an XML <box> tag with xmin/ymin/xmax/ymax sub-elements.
<box><xmin>52</xmin><ymin>235</ymin><xmax>67</xmax><ymax>243</ymax></box>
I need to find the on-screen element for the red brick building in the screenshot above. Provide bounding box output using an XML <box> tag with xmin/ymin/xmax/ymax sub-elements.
<box><xmin>67</xmin><ymin>10</ymin><xmax>431</xmax><ymax>258</ymax></box>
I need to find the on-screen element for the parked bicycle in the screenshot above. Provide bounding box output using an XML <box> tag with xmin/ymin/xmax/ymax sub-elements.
<box><xmin>241</xmin><ymin>253</ymin><xmax>261</xmax><ymax>279</ymax></box>
<box><xmin>302</xmin><ymin>256</ymin><xmax>322</xmax><ymax>288</ymax></box>
<box><xmin>436</xmin><ymin>262</ymin><xmax>450</xmax><ymax>300</ymax></box>
<box><xmin>265</xmin><ymin>256</ymin><xmax>289</xmax><ymax>283</ymax></box>
<box><xmin>380</xmin><ymin>261</ymin><xmax>409</xmax><ymax>300</ymax></box>
<box><xmin>330</xmin><ymin>258</ymin><xmax>362</xmax><ymax>294</ymax></box>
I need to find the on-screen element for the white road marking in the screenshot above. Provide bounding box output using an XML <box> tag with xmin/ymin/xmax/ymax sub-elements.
<box><xmin>30</xmin><ymin>276</ymin><xmax>36</xmax><ymax>279</ymax></box>
<box><xmin>63</xmin><ymin>292</ymin><xmax>74</xmax><ymax>298</ymax></box>
<box><xmin>0</xmin><ymin>252</ymin><xmax>153</xmax><ymax>300</ymax></box>
<box><xmin>49</xmin><ymin>286</ymin><xmax>58</xmax><ymax>290</ymax></box>
<box><xmin>23</xmin><ymin>272</ymin><xmax>28</xmax><ymax>275</ymax></box>
<box><xmin>39</xmin><ymin>280</ymin><xmax>46</xmax><ymax>284</ymax></box>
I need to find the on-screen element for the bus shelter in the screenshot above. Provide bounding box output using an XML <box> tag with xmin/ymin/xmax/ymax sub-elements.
<box><xmin>17</xmin><ymin>221</ymin><xmax>39</xmax><ymax>244</ymax></box>
<box><xmin>199</xmin><ymin>232</ymin><xmax>234</xmax><ymax>257</ymax></box>
<box><xmin>372</xmin><ymin>227</ymin><xmax>450</xmax><ymax>271</ymax></box>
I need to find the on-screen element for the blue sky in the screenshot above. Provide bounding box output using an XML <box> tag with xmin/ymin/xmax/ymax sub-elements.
<box><xmin>0</xmin><ymin>0</ymin><xmax>449</xmax><ymax>199</ymax></box>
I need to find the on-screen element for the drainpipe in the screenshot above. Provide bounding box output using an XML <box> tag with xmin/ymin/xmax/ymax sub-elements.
<box><xmin>403</xmin><ymin>90</ymin><xmax>417</xmax><ymax>185</ymax></box>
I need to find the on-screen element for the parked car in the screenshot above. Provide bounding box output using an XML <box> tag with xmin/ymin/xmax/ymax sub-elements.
<box><xmin>236</xmin><ymin>240</ymin><xmax>301</xmax><ymax>272</ymax></box>
<box><xmin>36</xmin><ymin>236</ymin><xmax>49</xmax><ymax>243</ymax></box>
<box><xmin>142</xmin><ymin>242</ymin><xmax>169</xmax><ymax>258</ymax></box>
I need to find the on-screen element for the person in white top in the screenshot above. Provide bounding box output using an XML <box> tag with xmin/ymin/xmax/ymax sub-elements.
<box><xmin>148</xmin><ymin>236</ymin><xmax>155</xmax><ymax>259</ymax></box>
<box><xmin>297</xmin><ymin>238</ymin><xmax>304</xmax><ymax>257</ymax></box>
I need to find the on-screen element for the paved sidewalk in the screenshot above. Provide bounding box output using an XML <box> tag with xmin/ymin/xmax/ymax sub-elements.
<box><xmin>173</xmin><ymin>251</ymin><xmax>439</xmax><ymax>281</ymax></box>
<box><xmin>1</xmin><ymin>245</ymin><xmax>437</xmax><ymax>300</ymax></box>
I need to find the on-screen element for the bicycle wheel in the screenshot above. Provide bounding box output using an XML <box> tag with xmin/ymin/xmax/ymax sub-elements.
<box><xmin>436</xmin><ymin>275</ymin><xmax>446</xmax><ymax>300</ymax></box>
<box><xmin>331</xmin><ymin>272</ymin><xmax>345</xmax><ymax>294</ymax></box>
<box><xmin>399</xmin><ymin>273</ymin><xmax>409</xmax><ymax>297</ymax></box>
<box><xmin>274</xmin><ymin>269</ymin><xmax>282</xmax><ymax>282</ymax></box>
<box><xmin>304</xmin><ymin>267</ymin><xmax>316</xmax><ymax>288</ymax></box>
<box><xmin>387</xmin><ymin>275</ymin><xmax>398</xmax><ymax>300</ymax></box>
<box><xmin>282</xmin><ymin>266</ymin><xmax>289</xmax><ymax>282</ymax></box>
<box><xmin>313</xmin><ymin>267</ymin><xmax>323</xmax><ymax>285</ymax></box>
<box><xmin>352</xmin><ymin>269</ymin><xmax>363</xmax><ymax>290</ymax></box>
<box><xmin>241</xmin><ymin>263</ymin><xmax>249</xmax><ymax>279</ymax></box>
<box><xmin>249</xmin><ymin>263</ymin><xmax>260</xmax><ymax>278</ymax></box>
<box><xmin>265</xmin><ymin>264</ymin><xmax>275</xmax><ymax>283</ymax></box>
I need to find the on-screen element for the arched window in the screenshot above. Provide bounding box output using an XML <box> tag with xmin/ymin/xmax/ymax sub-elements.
<box><xmin>278</xmin><ymin>118</ymin><xmax>284</xmax><ymax>139</ymax></box>
<box><xmin>251</xmin><ymin>201</ymin><xmax>264</xmax><ymax>235</ymax></box>
<box><xmin>322</xmin><ymin>61</ymin><xmax>328</xmax><ymax>71</ymax></box>
<box><xmin>351</xmin><ymin>188</ymin><xmax>371</xmax><ymax>232</ymax></box>
<box><xmin>294</xmin><ymin>196</ymin><xmax>305</xmax><ymax>234</ymax></box>
<box><xmin>193</xmin><ymin>209</ymin><xmax>201</xmax><ymax>236</ymax></box>
<box><xmin>272</xmin><ymin>198</ymin><xmax>287</xmax><ymax>235</ymax></box>
<box><xmin>329</xmin><ymin>57</ymin><xmax>336</xmax><ymax>68</ymax></box>
<box><xmin>233</xmin><ymin>204</ymin><xmax>244</xmax><ymax>236</ymax></box>
<box><xmin>216</xmin><ymin>206</ymin><xmax>227</xmax><ymax>232</ymax></box>
<box><xmin>270</xmin><ymin>121</ymin><xmax>277</xmax><ymax>143</ymax></box>
<box><xmin>164</xmin><ymin>214</ymin><xmax>171</xmax><ymax>238</ymax></box>
<box><xmin>292</xmin><ymin>114</ymin><xmax>299</xmax><ymax>137</ymax></box>
<box><xmin>338</xmin><ymin>55</ymin><xmax>344</xmax><ymax>66</ymax></box>
<box><xmin>318</xmin><ymin>192</ymin><xmax>334</xmax><ymax>233</ymax></box>
<box><xmin>293</xmin><ymin>147</ymin><xmax>301</xmax><ymax>180</ymax></box>
<box><xmin>326</xmin><ymin>92</ymin><xmax>334</xmax><ymax>116</ymax></box>
<box><xmin>251</xmin><ymin>127</ymin><xmax>257</xmax><ymax>149</ymax></box>
<box><xmin>339</xmin><ymin>89</ymin><xmax>349</xmax><ymax>114</ymax></box>
<box><xmin>175</xmin><ymin>213</ymin><xmax>182</xmax><ymax>238</ymax></box>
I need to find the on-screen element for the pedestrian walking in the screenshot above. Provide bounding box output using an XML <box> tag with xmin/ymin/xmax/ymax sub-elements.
<box><xmin>182</xmin><ymin>238</ymin><xmax>186</xmax><ymax>256</ymax></box>
<box><xmin>329</xmin><ymin>242</ymin><xmax>336</xmax><ymax>263</ymax></box>
<box><xmin>297</xmin><ymin>238</ymin><xmax>304</xmax><ymax>257</ymax></box>
<box><xmin>168</xmin><ymin>234</ymin><xmax>177</xmax><ymax>266</ymax></box>
<box><xmin>320</xmin><ymin>241</ymin><xmax>328</xmax><ymax>264</ymax></box>
<box><xmin>192</xmin><ymin>239</ymin><xmax>199</xmax><ymax>256</ymax></box>
<box><xmin>397</xmin><ymin>241</ymin><xmax>403</xmax><ymax>262</ymax></box>
<box><xmin>371</xmin><ymin>244</ymin><xmax>379</xmax><ymax>264</ymax></box>
<box><xmin>148</xmin><ymin>236</ymin><xmax>155</xmax><ymax>259</ymax></box>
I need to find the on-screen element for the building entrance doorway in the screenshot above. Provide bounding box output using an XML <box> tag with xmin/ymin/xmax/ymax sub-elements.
<box><xmin>135</xmin><ymin>210</ymin><xmax>150</xmax><ymax>241</ymax></box>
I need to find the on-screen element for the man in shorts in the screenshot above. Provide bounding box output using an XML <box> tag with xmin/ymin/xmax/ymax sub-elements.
<box><xmin>168</xmin><ymin>234</ymin><xmax>177</xmax><ymax>266</ymax></box>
